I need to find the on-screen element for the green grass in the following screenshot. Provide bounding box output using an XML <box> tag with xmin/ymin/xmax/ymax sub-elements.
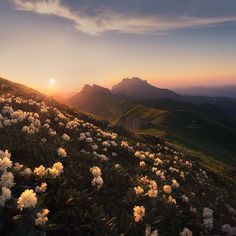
<box><xmin>67</xmin><ymin>90</ymin><xmax>236</xmax><ymax>179</ymax></box>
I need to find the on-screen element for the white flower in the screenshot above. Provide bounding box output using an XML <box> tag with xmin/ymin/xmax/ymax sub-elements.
<box><xmin>79</xmin><ymin>133</ymin><xmax>86</xmax><ymax>140</ymax></box>
<box><xmin>35</xmin><ymin>182</ymin><xmax>47</xmax><ymax>193</ymax></box>
<box><xmin>221</xmin><ymin>224</ymin><xmax>231</xmax><ymax>234</ymax></box>
<box><xmin>14</xmin><ymin>162</ymin><xmax>23</xmax><ymax>171</ymax></box>
<box><xmin>180</xmin><ymin>227</ymin><xmax>192</xmax><ymax>236</ymax></box>
<box><xmin>202</xmin><ymin>207</ymin><xmax>214</xmax><ymax>231</ymax></box>
<box><xmin>139</xmin><ymin>161</ymin><xmax>146</xmax><ymax>167</ymax></box>
<box><xmin>134</xmin><ymin>186</ymin><xmax>144</xmax><ymax>195</ymax></box>
<box><xmin>145</xmin><ymin>225</ymin><xmax>158</xmax><ymax>236</ymax></box>
<box><xmin>0</xmin><ymin>153</ymin><xmax>12</xmax><ymax>171</ymax></box>
<box><xmin>0</xmin><ymin>150</ymin><xmax>11</xmax><ymax>159</ymax></box>
<box><xmin>17</xmin><ymin>189</ymin><xmax>37</xmax><ymax>209</ymax></box>
<box><xmin>57</xmin><ymin>147</ymin><xmax>67</xmax><ymax>158</ymax></box>
<box><xmin>203</xmin><ymin>207</ymin><xmax>213</xmax><ymax>218</ymax></box>
<box><xmin>115</xmin><ymin>164</ymin><xmax>121</xmax><ymax>169</ymax></box>
<box><xmin>182</xmin><ymin>195</ymin><xmax>189</xmax><ymax>203</ymax></box>
<box><xmin>147</xmin><ymin>180</ymin><xmax>158</xmax><ymax>198</ymax></box>
<box><xmin>172</xmin><ymin>179</ymin><xmax>179</xmax><ymax>188</ymax></box>
<box><xmin>34</xmin><ymin>165</ymin><xmax>46</xmax><ymax>177</ymax></box>
<box><xmin>163</xmin><ymin>185</ymin><xmax>172</xmax><ymax>194</ymax></box>
<box><xmin>62</xmin><ymin>133</ymin><xmax>70</xmax><ymax>141</ymax></box>
<box><xmin>167</xmin><ymin>195</ymin><xmax>176</xmax><ymax>205</ymax></box>
<box><xmin>0</xmin><ymin>187</ymin><xmax>11</xmax><ymax>206</ymax></box>
<box><xmin>90</xmin><ymin>166</ymin><xmax>103</xmax><ymax>189</ymax></box>
<box><xmin>86</xmin><ymin>137</ymin><xmax>93</xmax><ymax>143</ymax></box>
<box><xmin>133</xmin><ymin>205</ymin><xmax>145</xmax><ymax>222</ymax></box>
<box><xmin>92</xmin><ymin>176</ymin><xmax>104</xmax><ymax>190</ymax></box>
<box><xmin>49</xmin><ymin>129</ymin><xmax>56</xmax><ymax>136</ymax></box>
<box><xmin>0</xmin><ymin>171</ymin><xmax>15</xmax><ymax>188</ymax></box>
<box><xmin>21</xmin><ymin>168</ymin><xmax>32</xmax><ymax>176</ymax></box>
<box><xmin>90</xmin><ymin>166</ymin><xmax>102</xmax><ymax>177</ymax></box>
<box><xmin>48</xmin><ymin>162</ymin><xmax>64</xmax><ymax>178</ymax></box>
<box><xmin>35</xmin><ymin>209</ymin><xmax>49</xmax><ymax>226</ymax></box>
<box><xmin>203</xmin><ymin>218</ymin><xmax>213</xmax><ymax>231</ymax></box>
<box><xmin>135</xmin><ymin>151</ymin><xmax>141</xmax><ymax>158</ymax></box>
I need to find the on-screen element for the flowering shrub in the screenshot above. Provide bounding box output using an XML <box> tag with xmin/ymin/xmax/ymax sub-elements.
<box><xmin>0</xmin><ymin>78</ymin><xmax>235</xmax><ymax>235</ymax></box>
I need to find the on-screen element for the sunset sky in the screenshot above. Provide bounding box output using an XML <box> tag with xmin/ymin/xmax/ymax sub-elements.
<box><xmin>0</xmin><ymin>0</ymin><xmax>236</xmax><ymax>94</ymax></box>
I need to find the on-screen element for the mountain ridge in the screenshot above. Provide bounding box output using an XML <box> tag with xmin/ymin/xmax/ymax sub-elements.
<box><xmin>111</xmin><ymin>77</ymin><xmax>182</xmax><ymax>101</ymax></box>
<box><xmin>66</xmin><ymin>80</ymin><xmax>236</xmax><ymax>174</ymax></box>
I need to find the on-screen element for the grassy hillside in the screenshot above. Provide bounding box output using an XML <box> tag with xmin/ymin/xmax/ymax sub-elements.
<box><xmin>1</xmin><ymin>77</ymin><xmax>236</xmax><ymax>236</ymax></box>
<box><xmin>67</xmin><ymin>84</ymin><xmax>164</xmax><ymax>128</ymax></box>
<box><xmin>67</xmin><ymin>85</ymin><xmax>236</xmax><ymax>176</ymax></box>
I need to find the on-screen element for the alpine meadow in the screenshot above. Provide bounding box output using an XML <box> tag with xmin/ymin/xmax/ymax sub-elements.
<box><xmin>0</xmin><ymin>0</ymin><xmax>236</xmax><ymax>236</ymax></box>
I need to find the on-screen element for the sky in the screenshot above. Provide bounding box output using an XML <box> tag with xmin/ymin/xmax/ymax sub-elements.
<box><xmin>0</xmin><ymin>0</ymin><xmax>236</xmax><ymax>94</ymax></box>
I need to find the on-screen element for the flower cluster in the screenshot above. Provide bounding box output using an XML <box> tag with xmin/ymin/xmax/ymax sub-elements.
<box><xmin>35</xmin><ymin>209</ymin><xmax>49</xmax><ymax>226</ymax></box>
<box><xmin>17</xmin><ymin>189</ymin><xmax>37</xmax><ymax>210</ymax></box>
<box><xmin>133</xmin><ymin>205</ymin><xmax>145</xmax><ymax>222</ymax></box>
<box><xmin>202</xmin><ymin>207</ymin><xmax>214</xmax><ymax>231</ymax></box>
<box><xmin>90</xmin><ymin>166</ymin><xmax>103</xmax><ymax>190</ymax></box>
<box><xmin>34</xmin><ymin>162</ymin><xmax>64</xmax><ymax>178</ymax></box>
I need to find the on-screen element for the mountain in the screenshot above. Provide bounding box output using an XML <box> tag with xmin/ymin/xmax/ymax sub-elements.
<box><xmin>67</xmin><ymin>83</ymin><xmax>236</xmax><ymax>173</ymax></box>
<box><xmin>175</xmin><ymin>85</ymin><xmax>236</xmax><ymax>99</ymax></box>
<box><xmin>110</xmin><ymin>78</ymin><xmax>236</xmax><ymax>125</ymax></box>
<box><xmin>67</xmin><ymin>84</ymin><xmax>163</xmax><ymax>129</ymax></box>
<box><xmin>111</xmin><ymin>77</ymin><xmax>182</xmax><ymax>101</ymax></box>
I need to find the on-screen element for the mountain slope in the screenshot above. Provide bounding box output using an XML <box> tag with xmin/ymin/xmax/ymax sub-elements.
<box><xmin>67</xmin><ymin>84</ymin><xmax>164</xmax><ymax>129</ymax></box>
<box><xmin>66</xmin><ymin>84</ymin><xmax>236</xmax><ymax>172</ymax></box>
<box><xmin>1</xmin><ymin>77</ymin><xmax>236</xmax><ymax>236</ymax></box>
<box><xmin>112</xmin><ymin>77</ymin><xmax>182</xmax><ymax>101</ymax></box>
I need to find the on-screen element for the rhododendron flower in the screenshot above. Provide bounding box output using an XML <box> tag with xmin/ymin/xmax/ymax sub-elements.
<box><xmin>0</xmin><ymin>187</ymin><xmax>11</xmax><ymax>206</ymax></box>
<box><xmin>35</xmin><ymin>208</ymin><xmax>49</xmax><ymax>226</ymax></box>
<box><xmin>90</xmin><ymin>166</ymin><xmax>102</xmax><ymax>177</ymax></box>
<box><xmin>202</xmin><ymin>207</ymin><xmax>214</xmax><ymax>230</ymax></box>
<box><xmin>35</xmin><ymin>182</ymin><xmax>47</xmax><ymax>193</ymax></box>
<box><xmin>62</xmin><ymin>134</ymin><xmax>70</xmax><ymax>141</ymax></box>
<box><xmin>133</xmin><ymin>205</ymin><xmax>145</xmax><ymax>222</ymax></box>
<box><xmin>163</xmin><ymin>185</ymin><xmax>172</xmax><ymax>194</ymax></box>
<box><xmin>167</xmin><ymin>195</ymin><xmax>176</xmax><ymax>205</ymax></box>
<box><xmin>182</xmin><ymin>195</ymin><xmax>189</xmax><ymax>203</ymax></box>
<box><xmin>17</xmin><ymin>189</ymin><xmax>37</xmax><ymax>209</ymax></box>
<box><xmin>172</xmin><ymin>179</ymin><xmax>180</xmax><ymax>188</ymax></box>
<box><xmin>0</xmin><ymin>150</ymin><xmax>12</xmax><ymax>171</ymax></box>
<box><xmin>139</xmin><ymin>161</ymin><xmax>146</xmax><ymax>167</ymax></box>
<box><xmin>148</xmin><ymin>180</ymin><xmax>158</xmax><ymax>198</ymax></box>
<box><xmin>145</xmin><ymin>225</ymin><xmax>158</xmax><ymax>236</ymax></box>
<box><xmin>134</xmin><ymin>186</ymin><xmax>144</xmax><ymax>195</ymax></box>
<box><xmin>34</xmin><ymin>165</ymin><xmax>46</xmax><ymax>177</ymax></box>
<box><xmin>57</xmin><ymin>147</ymin><xmax>67</xmax><ymax>158</ymax></box>
<box><xmin>90</xmin><ymin>166</ymin><xmax>103</xmax><ymax>189</ymax></box>
<box><xmin>0</xmin><ymin>171</ymin><xmax>15</xmax><ymax>188</ymax></box>
<box><xmin>180</xmin><ymin>227</ymin><xmax>192</xmax><ymax>236</ymax></box>
<box><xmin>48</xmin><ymin>162</ymin><xmax>64</xmax><ymax>177</ymax></box>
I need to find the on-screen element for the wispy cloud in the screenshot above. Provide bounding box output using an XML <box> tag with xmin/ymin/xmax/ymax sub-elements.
<box><xmin>11</xmin><ymin>0</ymin><xmax>236</xmax><ymax>35</ymax></box>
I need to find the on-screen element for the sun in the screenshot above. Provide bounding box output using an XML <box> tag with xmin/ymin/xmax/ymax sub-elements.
<box><xmin>48</xmin><ymin>78</ymin><xmax>56</xmax><ymax>85</ymax></box>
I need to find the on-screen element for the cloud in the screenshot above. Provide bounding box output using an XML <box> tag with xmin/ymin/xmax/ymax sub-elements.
<box><xmin>11</xmin><ymin>0</ymin><xmax>236</xmax><ymax>35</ymax></box>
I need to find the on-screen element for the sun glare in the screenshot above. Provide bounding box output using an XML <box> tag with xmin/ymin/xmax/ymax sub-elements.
<box><xmin>49</xmin><ymin>78</ymin><xmax>56</xmax><ymax>85</ymax></box>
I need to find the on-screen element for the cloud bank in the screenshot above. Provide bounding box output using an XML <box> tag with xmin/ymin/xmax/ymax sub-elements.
<box><xmin>12</xmin><ymin>0</ymin><xmax>236</xmax><ymax>35</ymax></box>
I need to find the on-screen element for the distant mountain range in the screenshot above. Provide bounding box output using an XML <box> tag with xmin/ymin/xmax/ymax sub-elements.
<box><xmin>175</xmin><ymin>85</ymin><xmax>236</xmax><ymax>98</ymax></box>
<box><xmin>66</xmin><ymin>77</ymin><xmax>236</xmax><ymax>168</ymax></box>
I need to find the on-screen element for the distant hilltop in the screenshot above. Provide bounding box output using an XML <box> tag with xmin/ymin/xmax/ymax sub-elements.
<box><xmin>112</xmin><ymin>77</ymin><xmax>182</xmax><ymax>101</ymax></box>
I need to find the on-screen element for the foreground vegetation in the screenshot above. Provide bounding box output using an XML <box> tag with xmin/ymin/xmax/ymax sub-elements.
<box><xmin>0</xmin><ymin>78</ymin><xmax>236</xmax><ymax>235</ymax></box>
